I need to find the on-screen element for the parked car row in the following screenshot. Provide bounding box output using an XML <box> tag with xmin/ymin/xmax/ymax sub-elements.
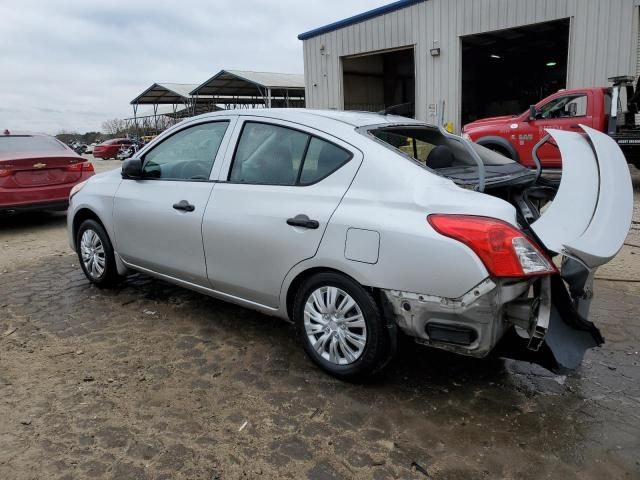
<box><xmin>92</xmin><ymin>138</ymin><xmax>143</xmax><ymax>160</ymax></box>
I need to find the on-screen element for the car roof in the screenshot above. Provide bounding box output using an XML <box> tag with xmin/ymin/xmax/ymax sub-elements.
<box><xmin>189</xmin><ymin>108</ymin><xmax>422</xmax><ymax>128</ymax></box>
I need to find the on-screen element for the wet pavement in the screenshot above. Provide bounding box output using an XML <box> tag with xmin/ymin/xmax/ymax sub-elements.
<box><xmin>0</xmin><ymin>163</ymin><xmax>639</xmax><ymax>479</ymax></box>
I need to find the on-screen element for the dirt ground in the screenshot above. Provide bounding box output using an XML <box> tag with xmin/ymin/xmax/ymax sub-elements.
<box><xmin>1</xmin><ymin>157</ymin><xmax>639</xmax><ymax>479</ymax></box>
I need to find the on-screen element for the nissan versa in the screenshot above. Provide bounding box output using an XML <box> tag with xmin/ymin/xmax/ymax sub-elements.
<box><xmin>67</xmin><ymin>109</ymin><xmax>633</xmax><ymax>380</ymax></box>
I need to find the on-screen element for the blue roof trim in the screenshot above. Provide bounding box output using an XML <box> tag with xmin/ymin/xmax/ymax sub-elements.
<box><xmin>298</xmin><ymin>0</ymin><xmax>424</xmax><ymax>40</ymax></box>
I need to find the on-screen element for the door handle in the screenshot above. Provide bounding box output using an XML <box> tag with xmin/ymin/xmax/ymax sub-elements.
<box><xmin>286</xmin><ymin>214</ymin><xmax>319</xmax><ymax>229</ymax></box>
<box><xmin>173</xmin><ymin>200</ymin><xmax>195</xmax><ymax>212</ymax></box>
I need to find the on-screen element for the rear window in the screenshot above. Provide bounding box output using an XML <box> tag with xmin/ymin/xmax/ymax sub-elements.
<box><xmin>0</xmin><ymin>135</ymin><xmax>67</xmax><ymax>154</ymax></box>
<box><xmin>368</xmin><ymin>126</ymin><xmax>514</xmax><ymax>169</ymax></box>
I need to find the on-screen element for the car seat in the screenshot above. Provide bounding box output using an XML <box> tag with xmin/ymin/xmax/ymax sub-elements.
<box><xmin>426</xmin><ymin>144</ymin><xmax>454</xmax><ymax>169</ymax></box>
<box><xmin>263</xmin><ymin>146</ymin><xmax>294</xmax><ymax>184</ymax></box>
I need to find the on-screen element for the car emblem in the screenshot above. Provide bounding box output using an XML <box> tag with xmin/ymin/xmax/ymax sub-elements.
<box><xmin>33</xmin><ymin>163</ymin><xmax>47</xmax><ymax>169</ymax></box>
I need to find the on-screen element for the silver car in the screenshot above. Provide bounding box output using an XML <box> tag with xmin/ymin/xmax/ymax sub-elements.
<box><xmin>67</xmin><ymin>109</ymin><xmax>633</xmax><ymax>379</ymax></box>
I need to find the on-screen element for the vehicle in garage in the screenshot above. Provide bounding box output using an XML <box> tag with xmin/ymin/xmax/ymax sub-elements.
<box><xmin>462</xmin><ymin>76</ymin><xmax>640</xmax><ymax>169</ymax></box>
<box><xmin>92</xmin><ymin>138</ymin><xmax>141</xmax><ymax>160</ymax></box>
<box><xmin>0</xmin><ymin>130</ymin><xmax>94</xmax><ymax>214</ymax></box>
<box><xmin>67</xmin><ymin>109</ymin><xmax>632</xmax><ymax>380</ymax></box>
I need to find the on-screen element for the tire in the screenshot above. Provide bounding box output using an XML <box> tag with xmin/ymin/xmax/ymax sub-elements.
<box><xmin>293</xmin><ymin>272</ymin><xmax>393</xmax><ymax>381</ymax></box>
<box><xmin>76</xmin><ymin>219</ymin><xmax>121</xmax><ymax>288</ymax></box>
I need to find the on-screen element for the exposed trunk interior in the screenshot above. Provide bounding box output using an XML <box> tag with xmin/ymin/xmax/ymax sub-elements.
<box><xmin>342</xmin><ymin>47</ymin><xmax>415</xmax><ymax>116</ymax></box>
<box><xmin>461</xmin><ymin>19</ymin><xmax>570</xmax><ymax>125</ymax></box>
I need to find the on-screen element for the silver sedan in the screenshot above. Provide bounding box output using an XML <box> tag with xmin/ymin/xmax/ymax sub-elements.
<box><xmin>67</xmin><ymin>109</ymin><xmax>633</xmax><ymax>379</ymax></box>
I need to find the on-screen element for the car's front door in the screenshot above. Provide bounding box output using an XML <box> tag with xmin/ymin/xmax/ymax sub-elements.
<box><xmin>113</xmin><ymin>119</ymin><xmax>233</xmax><ymax>286</ymax></box>
<box><xmin>202</xmin><ymin>118</ymin><xmax>362</xmax><ymax>308</ymax></box>
<box><xmin>519</xmin><ymin>92</ymin><xmax>594</xmax><ymax>167</ymax></box>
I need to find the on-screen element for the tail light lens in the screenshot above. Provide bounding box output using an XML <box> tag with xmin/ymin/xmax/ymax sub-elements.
<box><xmin>65</xmin><ymin>162</ymin><xmax>94</xmax><ymax>173</ymax></box>
<box><xmin>428</xmin><ymin>214</ymin><xmax>556</xmax><ymax>277</ymax></box>
<box><xmin>0</xmin><ymin>168</ymin><xmax>11</xmax><ymax>177</ymax></box>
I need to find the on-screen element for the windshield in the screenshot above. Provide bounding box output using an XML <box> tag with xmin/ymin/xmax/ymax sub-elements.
<box><xmin>368</xmin><ymin>125</ymin><xmax>514</xmax><ymax>169</ymax></box>
<box><xmin>0</xmin><ymin>135</ymin><xmax>67</xmax><ymax>154</ymax></box>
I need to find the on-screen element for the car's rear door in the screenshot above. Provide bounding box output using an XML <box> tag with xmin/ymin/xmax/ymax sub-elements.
<box><xmin>202</xmin><ymin>117</ymin><xmax>362</xmax><ymax>308</ymax></box>
<box><xmin>112</xmin><ymin>119</ymin><xmax>234</xmax><ymax>286</ymax></box>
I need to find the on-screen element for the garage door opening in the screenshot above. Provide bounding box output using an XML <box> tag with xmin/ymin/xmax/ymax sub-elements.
<box><xmin>461</xmin><ymin>19</ymin><xmax>570</xmax><ymax>126</ymax></box>
<box><xmin>342</xmin><ymin>47</ymin><xmax>415</xmax><ymax>117</ymax></box>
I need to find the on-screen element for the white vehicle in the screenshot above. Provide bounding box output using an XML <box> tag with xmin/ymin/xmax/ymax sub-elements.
<box><xmin>66</xmin><ymin>109</ymin><xmax>633</xmax><ymax>379</ymax></box>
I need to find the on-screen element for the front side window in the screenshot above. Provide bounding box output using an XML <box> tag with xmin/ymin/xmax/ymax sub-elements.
<box><xmin>229</xmin><ymin>122</ymin><xmax>351</xmax><ymax>185</ymax></box>
<box><xmin>536</xmin><ymin>94</ymin><xmax>588</xmax><ymax>119</ymax></box>
<box><xmin>142</xmin><ymin>121</ymin><xmax>229</xmax><ymax>180</ymax></box>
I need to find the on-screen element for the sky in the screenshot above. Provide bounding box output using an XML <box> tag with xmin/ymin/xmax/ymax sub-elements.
<box><xmin>0</xmin><ymin>0</ymin><xmax>391</xmax><ymax>135</ymax></box>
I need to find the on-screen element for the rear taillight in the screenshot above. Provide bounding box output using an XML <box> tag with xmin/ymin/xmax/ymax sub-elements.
<box><xmin>65</xmin><ymin>162</ymin><xmax>94</xmax><ymax>173</ymax></box>
<box><xmin>427</xmin><ymin>214</ymin><xmax>556</xmax><ymax>278</ymax></box>
<box><xmin>0</xmin><ymin>168</ymin><xmax>11</xmax><ymax>177</ymax></box>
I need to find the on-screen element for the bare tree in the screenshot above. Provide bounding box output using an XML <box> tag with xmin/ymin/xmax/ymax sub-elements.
<box><xmin>101</xmin><ymin>118</ymin><xmax>127</xmax><ymax>136</ymax></box>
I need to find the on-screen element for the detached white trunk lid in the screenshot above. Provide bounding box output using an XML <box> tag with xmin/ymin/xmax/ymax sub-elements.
<box><xmin>530</xmin><ymin>125</ymin><xmax>634</xmax><ymax>268</ymax></box>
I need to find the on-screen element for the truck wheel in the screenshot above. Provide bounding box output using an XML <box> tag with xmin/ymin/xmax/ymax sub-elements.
<box><xmin>293</xmin><ymin>272</ymin><xmax>393</xmax><ymax>381</ymax></box>
<box><xmin>483</xmin><ymin>143</ymin><xmax>513</xmax><ymax>159</ymax></box>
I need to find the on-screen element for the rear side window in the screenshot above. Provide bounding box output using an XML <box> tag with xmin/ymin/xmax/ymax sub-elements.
<box><xmin>142</xmin><ymin>121</ymin><xmax>229</xmax><ymax>181</ymax></box>
<box><xmin>299</xmin><ymin>138</ymin><xmax>352</xmax><ymax>185</ymax></box>
<box><xmin>0</xmin><ymin>135</ymin><xmax>66</xmax><ymax>154</ymax></box>
<box><xmin>229</xmin><ymin>122</ymin><xmax>351</xmax><ymax>185</ymax></box>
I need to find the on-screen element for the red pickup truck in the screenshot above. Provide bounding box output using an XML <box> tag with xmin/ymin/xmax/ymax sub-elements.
<box><xmin>462</xmin><ymin>77</ymin><xmax>640</xmax><ymax>169</ymax></box>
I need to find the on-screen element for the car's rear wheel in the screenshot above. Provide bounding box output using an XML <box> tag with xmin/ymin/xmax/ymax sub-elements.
<box><xmin>293</xmin><ymin>272</ymin><xmax>392</xmax><ymax>380</ymax></box>
<box><xmin>76</xmin><ymin>219</ymin><xmax>121</xmax><ymax>288</ymax></box>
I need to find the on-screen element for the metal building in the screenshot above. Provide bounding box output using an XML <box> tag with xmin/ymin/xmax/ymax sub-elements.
<box><xmin>299</xmin><ymin>0</ymin><xmax>640</xmax><ymax>131</ymax></box>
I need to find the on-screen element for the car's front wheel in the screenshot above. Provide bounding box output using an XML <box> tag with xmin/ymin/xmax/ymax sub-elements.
<box><xmin>293</xmin><ymin>272</ymin><xmax>393</xmax><ymax>380</ymax></box>
<box><xmin>76</xmin><ymin>219</ymin><xmax>121</xmax><ymax>288</ymax></box>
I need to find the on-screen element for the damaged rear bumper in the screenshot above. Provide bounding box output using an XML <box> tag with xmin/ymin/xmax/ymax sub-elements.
<box><xmin>383</xmin><ymin>258</ymin><xmax>604</xmax><ymax>372</ymax></box>
<box><xmin>383</xmin><ymin>278</ymin><xmax>530</xmax><ymax>358</ymax></box>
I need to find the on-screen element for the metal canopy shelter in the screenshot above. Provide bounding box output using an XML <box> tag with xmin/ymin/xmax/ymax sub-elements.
<box><xmin>130</xmin><ymin>83</ymin><xmax>202</xmax><ymax>105</ymax></box>
<box><xmin>129</xmin><ymin>83</ymin><xmax>216</xmax><ymax>135</ymax></box>
<box><xmin>190</xmin><ymin>70</ymin><xmax>305</xmax><ymax>108</ymax></box>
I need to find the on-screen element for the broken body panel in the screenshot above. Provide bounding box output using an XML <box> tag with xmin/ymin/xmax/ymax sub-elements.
<box><xmin>382</xmin><ymin>125</ymin><xmax>632</xmax><ymax>371</ymax></box>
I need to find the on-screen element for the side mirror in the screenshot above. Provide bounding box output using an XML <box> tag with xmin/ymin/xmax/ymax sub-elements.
<box><xmin>121</xmin><ymin>157</ymin><xmax>143</xmax><ymax>179</ymax></box>
<box><xmin>528</xmin><ymin>105</ymin><xmax>537</xmax><ymax>121</ymax></box>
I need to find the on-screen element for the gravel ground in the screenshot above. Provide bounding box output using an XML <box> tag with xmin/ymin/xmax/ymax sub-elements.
<box><xmin>0</xmin><ymin>157</ymin><xmax>639</xmax><ymax>479</ymax></box>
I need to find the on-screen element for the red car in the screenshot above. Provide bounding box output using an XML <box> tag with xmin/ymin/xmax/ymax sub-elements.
<box><xmin>0</xmin><ymin>130</ymin><xmax>94</xmax><ymax>214</ymax></box>
<box><xmin>93</xmin><ymin>138</ymin><xmax>139</xmax><ymax>159</ymax></box>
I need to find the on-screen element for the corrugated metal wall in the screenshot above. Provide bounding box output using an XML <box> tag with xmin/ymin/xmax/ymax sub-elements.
<box><xmin>302</xmin><ymin>0</ymin><xmax>639</xmax><ymax>130</ymax></box>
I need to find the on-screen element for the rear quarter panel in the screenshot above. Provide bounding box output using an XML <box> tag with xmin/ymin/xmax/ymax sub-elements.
<box><xmin>280</xmin><ymin>142</ymin><xmax>519</xmax><ymax>306</ymax></box>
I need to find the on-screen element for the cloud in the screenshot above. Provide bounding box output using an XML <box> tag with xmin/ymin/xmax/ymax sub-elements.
<box><xmin>0</xmin><ymin>0</ymin><xmax>391</xmax><ymax>134</ymax></box>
